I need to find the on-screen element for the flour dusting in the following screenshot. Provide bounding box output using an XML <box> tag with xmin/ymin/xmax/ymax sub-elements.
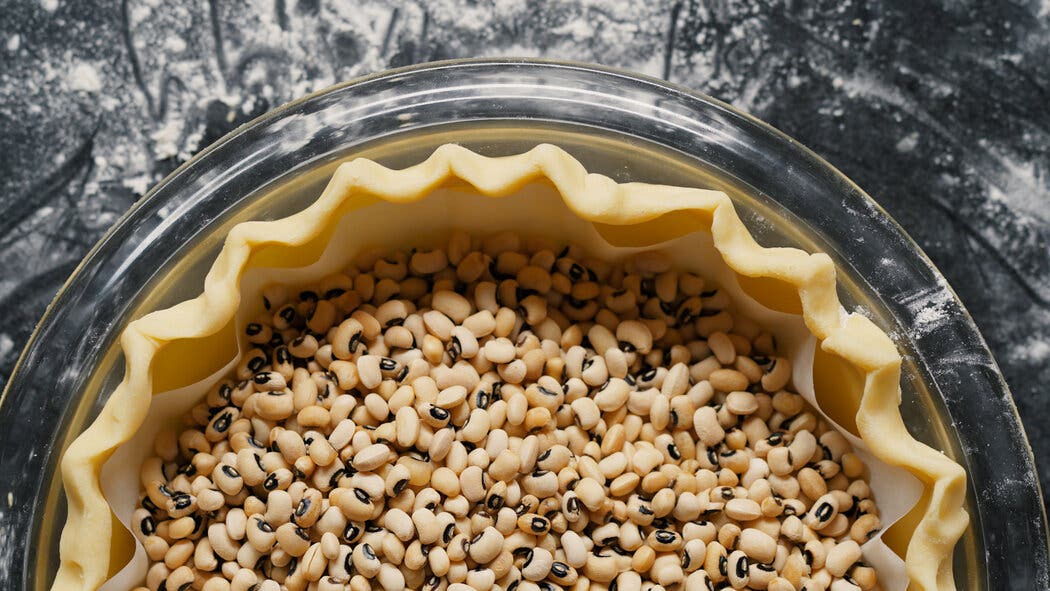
<box><xmin>68</xmin><ymin>63</ymin><xmax>101</xmax><ymax>93</ymax></box>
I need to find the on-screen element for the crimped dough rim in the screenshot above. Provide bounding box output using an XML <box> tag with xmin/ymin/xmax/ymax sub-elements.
<box><xmin>54</xmin><ymin>143</ymin><xmax>968</xmax><ymax>591</ymax></box>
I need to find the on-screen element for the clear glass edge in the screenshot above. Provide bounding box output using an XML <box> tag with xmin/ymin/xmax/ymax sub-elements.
<box><xmin>1</xmin><ymin>58</ymin><xmax>1044</xmax><ymax>589</ymax></box>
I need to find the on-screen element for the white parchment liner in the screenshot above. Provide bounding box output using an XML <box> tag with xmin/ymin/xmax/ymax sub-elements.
<box><xmin>100</xmin><ymin>183</ymin><xmax>921</xmax><ymax>590</ymax></box>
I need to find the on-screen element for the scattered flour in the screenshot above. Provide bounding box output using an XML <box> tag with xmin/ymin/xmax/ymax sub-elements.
<box><xmin>150</xmin><ymin>118</ymin><xmax>184</xmax><ymax>160</ymax></box>
<box><xmin>39</xmin><ymin>0</ymin><xmax>58</xmax><ymax>12</ymax></box>
<box><xmin>895</xmin><ymin>131</ymin><xmax>919</xmax><ymax>153</ymax></box>
<box><xmin>6</xmin><ymin>35</ymin><xmax>20</xmax><ymax>52</ymax></box>
<box><xmin>69</xmin><ymin>63</ymin><xmax>101</xmax><ymax>93</ymax></box>
<box><xmin>0</xmin><ymin>334</ymin><xmax>13</xmax><ymax>360</ymax></box>
<box><xmin>1010</xmin><ymin>336</ymin><xmax>1050</xmax><ymax>364</ymax></box>
<box><xmin>121</xmin><ymin>174</ymin><xmax>152</xmax><ymax>196</ymax></box>
<box><xmin>987</xmin><ymin>156</ymin><xmax>1049</xmax><ymax>223</ymax></box>
<box><xmin>162</xmin><ymin>36</ymin><xmax>187</xmax><ymax>54</ymax></box>
<box><xmin>900</xmin><ymin>284</ymin><xmax>956</xmax><ymax>338</ymax></box>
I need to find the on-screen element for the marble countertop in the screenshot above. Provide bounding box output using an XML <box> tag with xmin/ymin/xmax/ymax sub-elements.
<box><xmin>1</xmin><ymin>0</ymin><xmax>1047</xmax><ymax>515</ymax></box>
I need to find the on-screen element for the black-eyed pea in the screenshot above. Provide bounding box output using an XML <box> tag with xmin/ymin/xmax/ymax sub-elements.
<box><xmin>684</xmin><ymin>570</ymin><xmax>714</xmax><ymax>591</ymax></box>
<box><xmin>747</xmin><ymin>562</ymin><xmax>779</xmax><ymax>588</ymax></box>
<box><xmin>271</xmin><ymin>522</ymin><xmax>307</xmax><ymax>559</ymax></box>
<box><xmin>407</xmin><ymin>248</ymin><xmax>448</xmax><ymax>276</ymax></box>
<box><xmin>519</xmin><ymin>547</ymin><xmax>554</xmax><ymax>581</ymax></box>
<box><xmin>518</xmin><ymin>513</ymin><xmax>552</xmax><ymax>536</ymax></box>
<box><xmin>767</xmin><ymin>447</ymin><xmax>793</xmax><ymax>476</ymax></box>
<box><xmin>849</xmin><ymin>565</ymin><xmax>877</xmax><ymax>591</ymax></box>
<box><xmin>814</xmin><ymin>459</ymin><xmax>840</xmax><ymax>480</ymax></box>
<box><xmin>346</xmin><ymin>574</ymin><xmax>373</xmax><ymax>591</ymax></box>
<box><xmin>162</xmin><ymin>539</ymin><xmax>194</xmax><ymax>570</ymax></box>
<box><xmin>724</xmin><ymin>497</ymin><xmax>762</xmax><ymax>522</ymax></box>
<box><xmin>450</xmin><ymin>464</ymin><xmax>484</xmax><ymax>502</ymax></box>
<box><xmin>804</xmin><ymin>493</ymin><xmax>839</xmax><ymax>530</ymax></box>
<box><xmin>738</xmin><ymin>527</ymin><xmax>777</xmax><ymax>563</ymax></box>
<box><xmin>704</xmin><ymin>541</ymin><xmax>728</xmax><ymax>583</ymax></box>
<box><xmin>548</xmin><ymin>560</ymin><xmax>578</xmax><ymax>586</ymax></box>
<box><xmin>250</xmin><ymin>370</ymin><xmax>287</xmax><ymax>395</ymax></box>
<box><xmin>263</xmin><ymin>467</ymin><xmax>294</xmax><ymax>492</ymax></box>
<box><xmin>257</xmin><ymin>390</ymin><xmax>298</xmax><ymax>424</ymax></box>
<box><xmin>726</xmin><ymin>391</ymin><xmax>758</xmax><ymax>415</ymax></box>
<box><xmin>142</xmin><ymin>535</ymin><xmax>169</xmax><ymax>562</ymax></box>
<box><xmin>822</xmin><ymin>513</ymin><xmax>850</xmax><ymax>538</ymax></box>
<box><xmin>761</xmin><ymin>494</ymin><xmax>785</xmax><ymax>519</ymax></box>
<box><xmin>351</xmin><ymin>442</ymin><xmax>391</xmax><ymax>472</ymax></box>
<box><xmin>465</xmin><ymin>525</ymin><xmax>502</xmax><ymax>564</ymax></box>
<box><xmin>349</xmin><ymin>542</ymin><xmax>381</xmax><ymax>578</ymax></box>
<box><xmin>841</xmin><ymin>453</ymin><xmax>866</xmax><ymax>479</ymax></box>
<box><xmin>616</xmin><ymin>320</ymin><xmax>653</xmax><ymax>354</ymax></box>
<box><xmin>692</xmin><ymin>406</ymin><xmax>725</xmax><ymax>447</ymax></box>
<box><xmin>432</xmin><ymin>290</ymin><xmax>472</xmax><ymax>323</ymax></box>
<box><xmin>234</xmin><ymin>537</ymin><xmax>265</xmax><ymax>570</ymax></box>
<box><xmin>780</xmin><ymin>553</ymin><xmax>810</xmax><ymax>587</ymax></box>
<box><xmin>316</xmin><ymin>577</ymin><xmax>347</xmax><ymax>591</ymax></box>
<box><xmin>445</xmin><ymin>232</ymin><xmax>472</xmax><ymax>265</ymax></box>
<box><xmin>760</xmin><ymin>357</ymin><xmax>792</xmax><ymax>392</ymax></box>
<box><xmin>650</xmin><ymin>553</ymin><xmax>684</xmax><ymax>587</ymax></box>
<box><xmin>270</xmin><ymin>550</ymin><xmax>291</xmax><ymax>571</ymax></box>
<box><xmin>200</xmin><ymin>577</ymin><xmax>230</xmax><ymax>591</ymax></box>
<box><xmin>145</xmin><ymin>562</ymin><xmax>171</xmax><ymax>591</ymax></box>
<box><xmin>463</xmin><ymin>310</ymin><xmax>496</xmax><ymax>340</ymax></box>
<box><xmin>358</xmin><ymin>392</ymin><xmax>388</xmax><ymax>422</ymax></box>
<box><xmin>163</xmin><ymin>565</ymin><xmax>194</xmax><ymax>591</ymax></box>
<box><xmin>788</xmin><ymin>430</ymin><xmax>818</xmax><ymax>468</ymax></box>
<box><xmin>264</xmin><ymin>489</ymin><xmax>293</xmax><ymax>526</ymax></box>
<box><xmin>236</xmin><ymin>348</ymin><xmax>269</xmax><ymax>381</ymax></box>
<box><xmin>245</xmin><ymin>514</ymin><xmax>276</xmax><ymax>552</ymax></box>
<box><xmin>227</xmin><ymin>568</ymin><xmax>260</xmax><ymax>591</ymax></box>
<box><xmin>391</xmin><ymin>406</ymin><xmax>421</xmax><ymax>448</ymax></box>
<box><xmin>850</xmin><ymin>513</ymin><xmax>881</xmax><ymax>544</ymax></box>
<box><xmin>782</xmin><ymin>497</ymin><xmax>807</xmax><ymax>518</ymax></box>
<box><xmin>583</xmin><ymin>550</ymin><xmax>619</xmax><ymax>583</ymax></box>
<box><xmin>776</xmin><ymin>516</ymin><xmax>806</xmax><ymax>550</ymax></box>
<box><xmin>178</xmin><ymin>429</ymin><xmax>211</xmax><ymax>458</ymax></box>
<box><xmin>817</xmin><ymin>430</ymin><xmax>849</xmax><ymax>461</ymax></box>
<box><xmin>607</xmin><ymin>472</ymin><xmax>639</xmax><ymax>497</ymax></box>
<box><xmin>803</xmin><ymin>539</ymin><xmax>828</xmax><ymax>571</ymax></box>
<box><xmin>725</xmin><ymin>549</ymin><xmax>750</xmax><ymax>588</ymax></box>
<box><xmin>465</xmin><ymin>567</ymin><xmax>497</xmax><ymax>591</ymax></box>
<box><xmin>558</xmin><ymin>529</ymin><xmax>588</xmax><ymax>569</ymax></box>
<box><xmin>167</xmin><ymin>516</ymin><xmax>197</xmax><ymax>540</ymax></box>
<box><xmin>709</xmin><ymin>368</ymin><xmax>749</xmax><ymax>392</ymax></box>
<box><xmin>707</xmin><ymin>332</ymin><xmax>736</xmax><ymax>364</ymax></box>
<box><xmin>797</xmin><ymin>467</ymin><xmax>827</xmax><ymax>500</ymax></box>
<box><xmin>766</xmin><ymin>577</ymin><xmax>795</xmax><ymax>591</ymax></box>
<box><xmin>292</xmin><ymin>541</ymin><xmax>325</xmax><ymax>582</ymax></box>
<box><xmin>734</xmin><ymin>355</ymin><xmax>763</xmax><ymax>383</ymax></box>
<box><xmin>206</xmin><ymin>523</ymin><xmax>239</xmax><ymax>561</ymax></box>
<box><xmin>291</xmin><ymin>488</ymin><xmax>322</xmax><ymax>528</ymax></box>
<box><xmin>306</xmin><ymin>298</ymin><xmax>338</xmax><ymax>333</ymax></box>
<box><xmin>642</xmin><ymin>529</ymin><xmax>680</xmax><ymax>553</ymax></box>
<box><xmin>827</xmin><ymin>541</ymin><xmax>869</xmax><ymax>583</ymax></box>
<box><xmin>829</xmin><ymin>579</ymin><xmax>861</xmax><ymax>591</ymax></box>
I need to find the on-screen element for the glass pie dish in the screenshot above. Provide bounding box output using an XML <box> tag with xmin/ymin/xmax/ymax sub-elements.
<box><xmin>0</xmin><ymin>60</ymin><xmax>1046</xmax><ymax>590</ymax></box>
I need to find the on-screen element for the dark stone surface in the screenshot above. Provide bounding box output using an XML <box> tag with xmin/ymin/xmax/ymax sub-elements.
<box><xmin>0</xmin><ymin>0</ymin><xmax>1047</xmax><ymax>510</ymax></box>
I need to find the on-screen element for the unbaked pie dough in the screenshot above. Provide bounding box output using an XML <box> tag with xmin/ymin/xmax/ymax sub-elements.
<box><xmin>52</xmin><ymin>144</ymin><xmax>968</xmax><ymax>591</ymax></box>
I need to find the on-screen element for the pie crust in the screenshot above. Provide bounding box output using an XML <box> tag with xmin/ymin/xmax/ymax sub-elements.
<box><xmin>53</xmin><ymin>144</ymin><xmax>968</xmax><ymax>591</ymax></box>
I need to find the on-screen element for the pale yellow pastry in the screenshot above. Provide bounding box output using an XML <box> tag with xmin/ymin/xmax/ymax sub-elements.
<box><xmin>53</xmin><ymin>144</ymin><xmax>968</xmax><ymax>591</ymax></box>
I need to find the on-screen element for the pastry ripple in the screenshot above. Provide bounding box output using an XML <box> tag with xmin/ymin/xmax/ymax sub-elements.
<box><xmin>54</xmin><ymin>143</ymin><xmax>968</xmax><ymax>591</ymax></box>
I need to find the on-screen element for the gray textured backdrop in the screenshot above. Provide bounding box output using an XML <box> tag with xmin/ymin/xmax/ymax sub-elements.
<box><xmin>0</xmin><ymin>0</ymin><xmax>1048</xmax><ymax>507</ymax></box>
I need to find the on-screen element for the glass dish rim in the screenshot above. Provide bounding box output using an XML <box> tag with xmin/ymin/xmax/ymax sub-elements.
<box><xmin>2</xmin><ymin>58</ymin><xmax>1046</xmax><ymax>588</ymax></box>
